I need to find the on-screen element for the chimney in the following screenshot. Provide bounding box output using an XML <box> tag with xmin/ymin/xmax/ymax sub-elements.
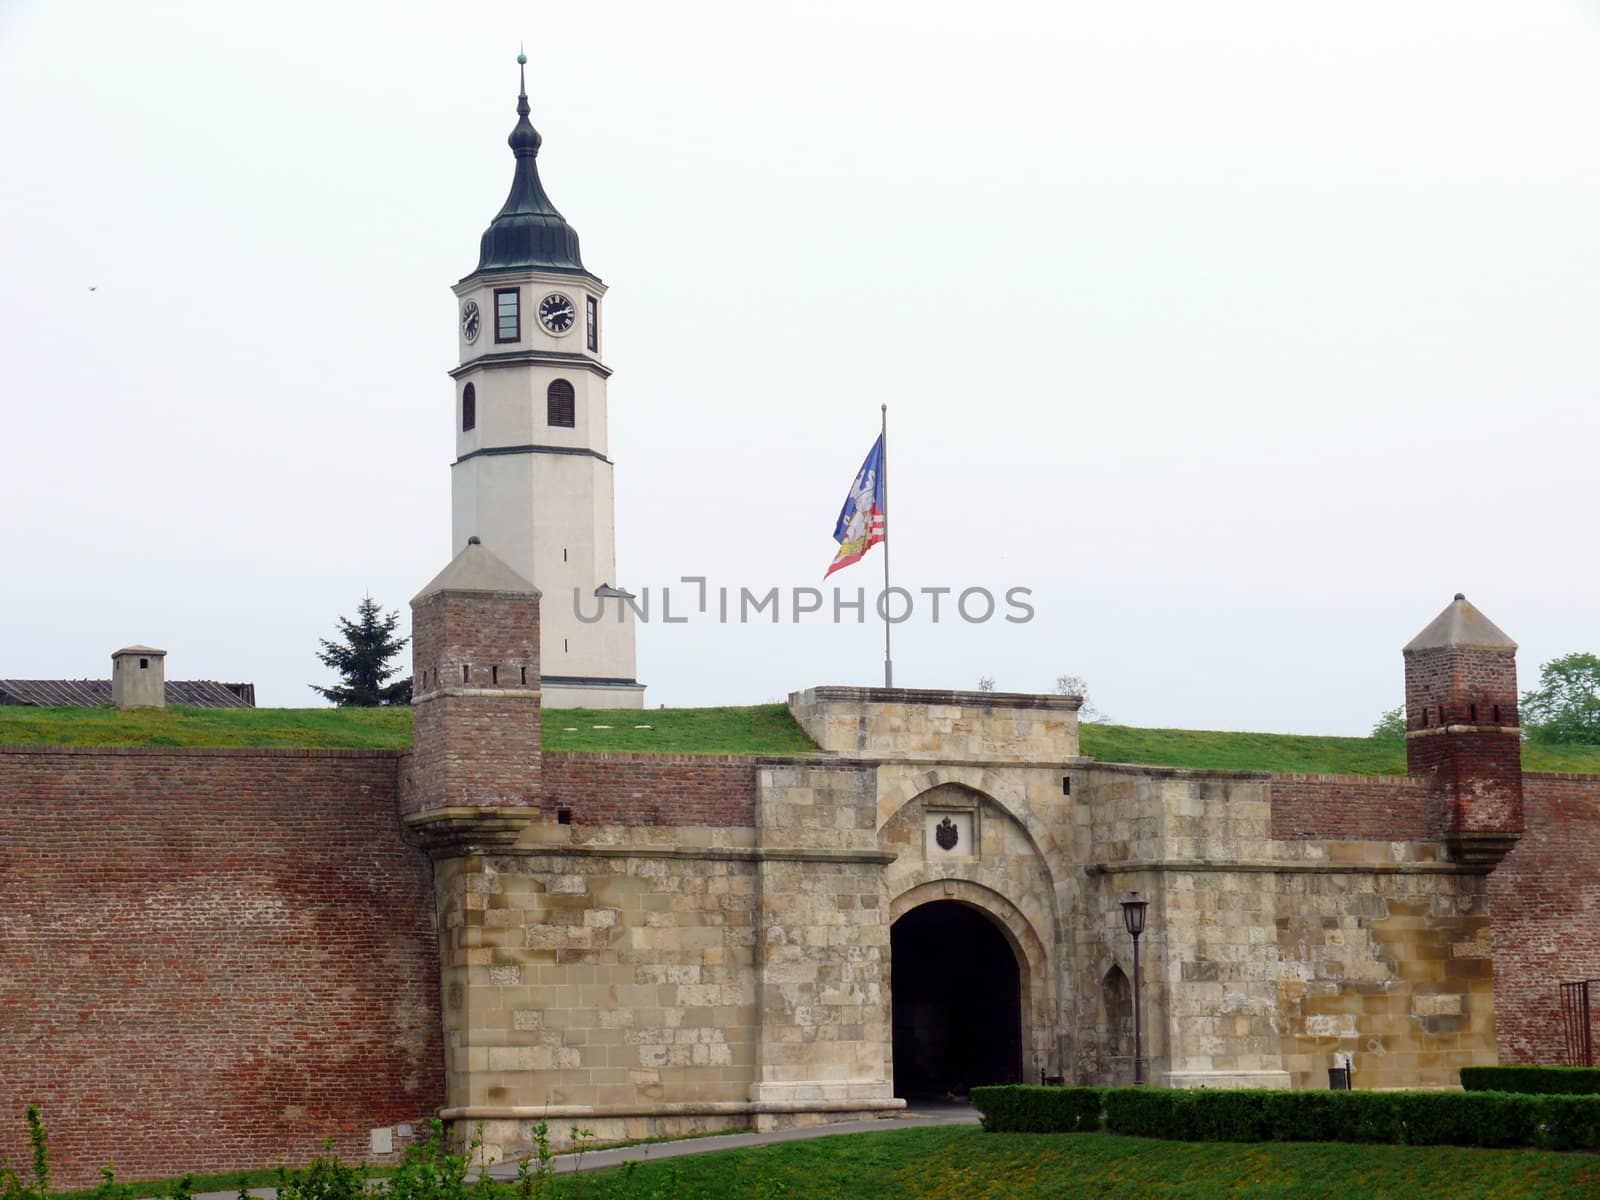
<box><xmin>112</xmin><ymin>646</ymin><xmax>167</xmax><ymax>709</ymax></box>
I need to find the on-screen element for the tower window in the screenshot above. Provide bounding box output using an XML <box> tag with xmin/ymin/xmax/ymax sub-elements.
<box><xmin>462</xmin><ymin>382</ymin><xmax>476</xmax><ymax>432</ymax></box>
<box><xmin>494</xmin><ymin>287</ymin><xmax>520</xmax><ymax>343</ymax></box>
<box><xmin>548</xmin><ymin>379</ymin><xmax>576</xmax><ymax>427</ymax></box>
<box><xmin>586</xmin><ymin>295</ymin><xmax>599</xmax><ymax>352</ymax></box>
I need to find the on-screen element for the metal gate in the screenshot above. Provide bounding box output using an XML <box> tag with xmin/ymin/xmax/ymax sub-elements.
<box><xmin>1560</xmin><ymin>980</ymin><xmax>1599</xmax><ymax>1067</ymax></box>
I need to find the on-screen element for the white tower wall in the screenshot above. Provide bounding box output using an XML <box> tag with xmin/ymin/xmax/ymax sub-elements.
<box><xmin>449</xmin><ymin>266</ymin><xmax>642</xmax><ymax>709</ymax></box>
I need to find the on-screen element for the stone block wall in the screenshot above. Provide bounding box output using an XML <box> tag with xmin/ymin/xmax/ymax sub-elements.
<box><xmin>1270</xmin><ymin>852</ymin><xmax>1495</xmax><ymax>1090</ymax></box>
<box><xmin>431</xmin><ymin>839</ymin><xmax>761</xmax><ymax>1161</ymax></box>
<box><xmin>1065</xmin><ymin>766</ymin><xmax>1501</xmax><ymax>1091</ymax></box>
<box><xmin>0</xmin><ymin>747</ymin><xmax>442</xmax><ymax>1187</ymax></box>
<box><xmin>789</xmin><ymin>687</ymin><xmax>1079</xmax><ymax>762</ymax></box>
<box><xmin>750</xmin><ymin>762</ymin><xmax>897</xmax><ymax>1124</ymax></box>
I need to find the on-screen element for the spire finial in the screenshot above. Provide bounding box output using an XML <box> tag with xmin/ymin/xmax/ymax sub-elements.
<box><xmin>516</xmin><ymin>46</ymin><xmax>529</xmax><ymax>117</ymax></box>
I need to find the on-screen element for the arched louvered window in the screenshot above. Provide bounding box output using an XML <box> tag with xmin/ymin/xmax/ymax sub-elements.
<box><xmin>462</xmin><ymin>382</ymin><xmax>476</xmax><ymax>432</ymax></box>
<box><xmin>547</xmin><ymin>379</ymin><xmax>576</xmax><ymax>428</ymax></box>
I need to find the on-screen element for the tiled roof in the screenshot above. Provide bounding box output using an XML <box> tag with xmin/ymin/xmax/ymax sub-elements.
<box><xmin>0</xmin><ymin>680</ymin><xmax>256</xmax><ymax>708</ymax></box>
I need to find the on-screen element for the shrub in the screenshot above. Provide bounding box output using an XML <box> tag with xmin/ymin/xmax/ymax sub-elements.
<box><xmin>276</xmin><ymin>1142</ymin><xmax>369</xmax><ymax>1200</ymax></box>
<box><xmin>386</xmin><ymin>1120</ymin><xmax>495</xmax><ymax>1200</ymax></box>
<box><xmin>1460</xmin><ymin>1066</ymin><xmax>1600</xmax><ymax>1095</ymax></box>
<box><xmin>1536</xmin><ymin>1094</ymin><xmax>1600</xmax><ymax>1152</ymax></box>
<box><xmin>972</xmin><ymin>1085</ymin><xmax>1600</xmax><ymax>1151</ymax></box>
<box><xmin>969</xmin><ymin>1086</ymin><xmax>1104</xmax><ymax>1133</ymax></box>
<box><xmin>0</xmin><ymin>1105</ymin><xmax>51</xmax><ymax>1200</ymax></box>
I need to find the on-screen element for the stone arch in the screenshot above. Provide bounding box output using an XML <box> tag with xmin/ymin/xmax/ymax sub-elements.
<box><xmin>889</xmin><ymin>878</ymin><xmax>1057</xmax><ymax>1086</ymax></box>
<box><xmin>882</xmin><ymin>782</ymin><xmax>1058</xmax><ymax>950</ymax></box>
<box><xmin>1099</xmin><ymin>964</ymin><xmax>1133</xmax><ymax>1085</ymax></box>
<box><xmin>875</xmin><ymin>766</ymin><xmax>1064</xmax><ymax>866</ymax></box>
<box><xmin>890</xmin><ymin>879</ymin><xmax>1048</xmax><ymax>984</ymax></box>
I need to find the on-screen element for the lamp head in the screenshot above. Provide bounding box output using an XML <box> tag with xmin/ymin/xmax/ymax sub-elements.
<box><xmin>1121</xmin><ymin>891</ymin><xmax>1149</xmax><ymax>937</ymax></box>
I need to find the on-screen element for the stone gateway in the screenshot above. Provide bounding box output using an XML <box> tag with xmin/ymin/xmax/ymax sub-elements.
<box><xmin>389</xmin><ymin>546</ymin><xmax>1547</xmax><ymax>1164</ymax></box>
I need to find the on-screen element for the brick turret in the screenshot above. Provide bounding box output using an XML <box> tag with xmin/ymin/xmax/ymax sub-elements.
<box><xmin>1403</xmin><ymin>593</ymin><xmax>1523</xmax><ymax>865</ymax></box>
<box><xmin>408</xmin><ymin>536</ymin><xmax>542</xmax><ymax>817</ymax></box>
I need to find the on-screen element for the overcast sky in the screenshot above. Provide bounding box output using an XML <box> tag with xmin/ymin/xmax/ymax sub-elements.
<box><xmin>1</xmin><ymin>1</ymin><xmax>1596</xmax><ymax>733</ymax></box>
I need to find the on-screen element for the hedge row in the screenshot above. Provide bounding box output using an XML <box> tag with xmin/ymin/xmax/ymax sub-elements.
<box><xmin>1460</xmin><ymin>1066</ymin><xmax>1600</xmax><ymax>1095</ymax></box>
<box><xmin>969</xmin><ymin>1085</ymin><xmax>1600</xmax><ymax>1151</ymax></box>
<box><xmin>968</xmin><ymin>1086</ymin><xmax>1104</xmax><ymax>1133</ymax></box>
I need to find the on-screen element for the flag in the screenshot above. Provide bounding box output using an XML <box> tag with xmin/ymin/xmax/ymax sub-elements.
<box><xmin>825</xmin><ymin>434</ymin><xmax>887</xmax><ymax>577</ymax></box>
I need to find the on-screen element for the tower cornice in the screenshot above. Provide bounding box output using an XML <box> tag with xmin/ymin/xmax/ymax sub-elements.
<box><xmin>455</xmin><ymin>266</ymin><xmax>606</xmax><ymax>293</ymax></box>
<box><xmin>449</xmin><ymin>350</ymin><xmax>612</xmax><ymax>380</ymax></box>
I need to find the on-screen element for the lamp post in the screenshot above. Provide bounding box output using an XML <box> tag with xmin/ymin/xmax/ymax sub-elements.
<box><xmin>1121</xmin><ymin>891</ymin><xmax>1150</xmax><ymax>1085</ymax></box>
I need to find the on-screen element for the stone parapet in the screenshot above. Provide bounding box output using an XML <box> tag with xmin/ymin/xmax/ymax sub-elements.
<box><xmin>788</xmin><ymin>686</ymin><xmax>1080</xmax><ymax>762</ymax></box>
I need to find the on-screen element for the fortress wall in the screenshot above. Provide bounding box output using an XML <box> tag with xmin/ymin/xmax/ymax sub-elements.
<box><xmin>434</xmin><ymin>845</ymin><xmax>762</xmax><ymax>1162</ymax></box>
<box><xmin>1489</xmin><ymin>772</ymin><xmax>1600</xmax><ymax>1064</ymax></box>
<box><xmin>0</xmin><ymin>746</ymin><xmax>441</xmax><ymax>1186</ymax></box>
<box><xmin>542</xmin><ymin>752</ymin><xmax>758</xmax><ymax>826</ymax></box>
<box><xmin>1269</xmin><ymin>774</ymin><xmax>1445</xmax><ymax>841</ymax></box>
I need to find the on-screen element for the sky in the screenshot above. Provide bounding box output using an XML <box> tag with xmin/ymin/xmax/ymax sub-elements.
<box><xmin>1</xmin><ymin>0</ymin><xmax>1596</xmax><ymax>733</ymax></box>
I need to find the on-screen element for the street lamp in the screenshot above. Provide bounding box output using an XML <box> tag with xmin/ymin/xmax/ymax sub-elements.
<box><xmin>1121</xmin><ymin>891</ymin><xmax>1150</xmax><ymax>1085</ymax></box>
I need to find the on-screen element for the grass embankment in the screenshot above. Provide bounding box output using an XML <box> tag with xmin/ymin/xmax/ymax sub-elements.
<box><xmin>3</xmin><ymin>705</ymin><xmax>1599</xmax><ymax>774</ymax></box>
<box><xmin>0</xmin><ymin>704</ymin><xmax>414</xmax><ymax>750</ymax></box>
<box><xmin>46</xmin><ymin>1127</ymin><xmax>1600</xmax><ymax>1200</ymax></box>
<box><xmin>540</xmin><ymin>706</ymin><xmax>818</xmax><ymax>755</ymax></box>
<box><xmin>554</xmin><ymin>1126</ymin><xmax>1585</xmax><ymax>1200</ymax></box>
<box><xmin>1080</xmin><ymin>723</ymin><xmax>1600</xmax><ymax>774</ymax></box>
<box><xmin>0</xmin><ymin>704</ymin><xmax>814</xmax><ymax>756</ymax></box>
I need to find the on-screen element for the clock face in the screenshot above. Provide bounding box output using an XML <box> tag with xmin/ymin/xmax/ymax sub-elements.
<box><xmin>461</xmin><ymin>301</ymin><xmax>481</xmax><ymax>344</ymax></box>
<box><xmin>539</xmin><ymin>292</ymin><xmax>577</xmax><ymax>334</ymax></box>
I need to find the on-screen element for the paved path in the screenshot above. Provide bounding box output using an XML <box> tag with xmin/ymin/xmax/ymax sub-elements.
<box><xmin>192</xmin><ymin>1104</ymin><xmax>979</xmax><ymax>1198</ymax></box>
<box><xmin>486</xmin><ymin>1103</ymin><xmax>979</xmax><ymax>1180</ymax></box>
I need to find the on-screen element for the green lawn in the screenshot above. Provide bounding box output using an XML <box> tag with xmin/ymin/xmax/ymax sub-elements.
<box><xmin>537</xmin><ymin>1125</ymin><xmax>1594</xmax><ymax>1199</ymax></box>
<box><xmin>1080</xmin><ymin>723</ymin><xmax>1600</xmax><ymax>775</ymax></box>
<box><xmin>540</xmin><ymin>705</ymin><xmax>818</xmax><ymax>755</ymax></box>
<box><xmin>3</xmin><ymin>704</ymin><xmax>1599</xmax><ymax>775</ymax></box>
<box><xmin>0</xmin><ymin>704</ymin><xmax>414</xmax><ymax>750</ymax></box>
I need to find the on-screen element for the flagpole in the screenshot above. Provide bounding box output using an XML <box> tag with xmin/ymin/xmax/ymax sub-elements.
<box><xmin>881</xmin><ymin>403</ymin><xmax>893</xmax><ymax>688</ymax></box>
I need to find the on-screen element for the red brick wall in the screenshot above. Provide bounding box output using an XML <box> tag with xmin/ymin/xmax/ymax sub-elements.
<box><xmin>541</xmin><ymin>753</ymin><xmax>758</xmax><ymax>826</ymax></box>
<box><xmin>1269</xmin><ymin>774</ymin><xmax>1445</xmax><ymax>841</ymax></box>
<box><xmin>1403</xmin><ymin>647</ymin><xmax>1519</xmax><ymax>734</ymax></box>
<box><xmin>407</xmin><ymin>589</ymin><xmax>541</xmax><ymax>813</ymax></box>
<box><xmin>0</xmin><ymin>747</ymin><xmax>442</xmax><ymax>1186</ymax></box>
<box><xmin>1404</xmin><ymin>647</ymin><xmax>1523</xmax><ymax>832</ymax></box>
<box><xmin>1489</xmin><ymin>772</ymin><xmax>1600</xmax><ymax>1064</ymax></box>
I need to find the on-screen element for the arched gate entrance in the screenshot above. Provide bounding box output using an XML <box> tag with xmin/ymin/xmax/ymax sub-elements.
<box><xmin>890</xmin><ymin>900</ymin><xmax>1023</xmax><ymax>1098</ymax></box>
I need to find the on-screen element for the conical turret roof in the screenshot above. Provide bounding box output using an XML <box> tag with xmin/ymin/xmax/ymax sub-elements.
<box><xmin>471</xmin><ymin>54</ymin><xmax>588</xmax><ymax>277</ymax></box>
<box><xmin>1404</xmin><ymin>594</ymin><xmax>1516</xmax><ymax>654</ymax></box>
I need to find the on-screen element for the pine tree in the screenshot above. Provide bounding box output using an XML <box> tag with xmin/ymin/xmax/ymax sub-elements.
<box><xmin>310</xmin><ymin>594</ymin><xmax>412</xmax><ymax>706</ymax></box>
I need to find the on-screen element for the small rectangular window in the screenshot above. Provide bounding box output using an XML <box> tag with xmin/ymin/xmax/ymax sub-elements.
<box><xmin>586</xmin><ymin>295</ymin><xmax>599</xmax><ymax>352</ymax></box>
<box><xmin>495</xmin><ymin>288</ymin><xmax>520</xmax><ymax>343</ymax></box>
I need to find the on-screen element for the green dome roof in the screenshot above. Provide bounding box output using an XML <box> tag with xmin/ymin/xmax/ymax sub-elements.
<box><xmin>474</xmin><ymin>61</ymin><xmax>587</xmax><ymax>276</ymax></box>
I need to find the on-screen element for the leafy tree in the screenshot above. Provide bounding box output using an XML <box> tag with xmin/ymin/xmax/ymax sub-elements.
<box><xmin>1520</xmin><ymin>652</ymin><xmax>1600</xmax><ymax>744</ymax></box>
<box><xmin>1371</xmin><ymin>705</ymin><xmax>1406</xmax><ymax>740</ymax></box>
<box><xmin>311</xmin><ymin>595</ymin><xmax>412</xmax><ymax>707</ymax></box>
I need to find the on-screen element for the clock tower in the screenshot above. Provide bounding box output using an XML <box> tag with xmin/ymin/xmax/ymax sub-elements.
<box><xmin>449</xmin><ymin>56</ymin><xmax>643</xmax><ymax>709</ymax></box>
